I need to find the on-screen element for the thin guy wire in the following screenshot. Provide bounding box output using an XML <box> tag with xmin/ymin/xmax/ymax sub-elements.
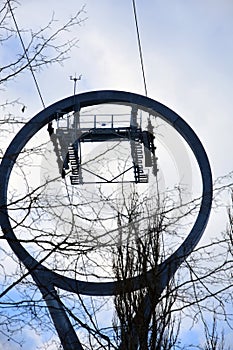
<box><xmin>132</xmin><ymin>0</ymin><xmax>148</xmax><ymax>96</ymax></box>
<box><xmin>7</xmin><ymin>0</ymin><xmax>46</xmax><ymax>108</ymax></box>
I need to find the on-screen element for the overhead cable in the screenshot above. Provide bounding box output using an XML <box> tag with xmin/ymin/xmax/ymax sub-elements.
<box><xmin>132</xmin><ymin>0</ymin><xmax>148</xmax><ymax>96</ymax></box>
<box><xmin>7</xmin><ymin>0</ymin><xmax>46</xmax><ymax>108</ymax></box>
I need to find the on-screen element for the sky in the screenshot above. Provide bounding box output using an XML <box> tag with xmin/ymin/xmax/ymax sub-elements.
<box><xmin>3</xmin><ymin>0</ymin><xmax>233</xmax><ymax>178</ymax></box>
<box><xmin>1</xmin><ymin>0</ymin><xmax>233</xmax><ymax>348</ymax></box>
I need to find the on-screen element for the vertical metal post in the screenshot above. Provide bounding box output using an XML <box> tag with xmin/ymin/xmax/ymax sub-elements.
<box><xmin>38</xmin><ymin>282</ymin><xmax>84</xmax><ymax>350</ymax></box>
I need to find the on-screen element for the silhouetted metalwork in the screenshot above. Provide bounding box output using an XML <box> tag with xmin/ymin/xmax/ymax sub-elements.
<box><xmin>0</xmin><ymin>91</ymin><xmax>212</xmax><ymax>349</ymax></box>
<box><xmin>51</xmin><ymin>106</ymin><xmax>157</xmax><ymax>185</ymax></box>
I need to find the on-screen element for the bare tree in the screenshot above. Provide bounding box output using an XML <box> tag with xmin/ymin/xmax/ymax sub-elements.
<box><xmin>1</xmin><ymin>3</ymin><xmax>233</xmax><ymax>347</ymax></box>
<box><xmin>112</xmin><ymin>203</ymin><xmax>180</xmax><ymax>349</ymax></box>
<box><xmin>0</xmin><ymin>1</ymin><xmax>88</xmax><ymax>348</ymax></box>
<box><xmin>1</xmin><ymin>1</ymin><xmax>86</xmax><ymax>87</ymax></box>
<box><xmin>111</xmin><ymin>181</ymin><xmax>233</xmax><ymax>350</ymax></box>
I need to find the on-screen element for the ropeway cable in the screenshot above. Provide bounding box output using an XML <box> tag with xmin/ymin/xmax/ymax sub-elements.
<box><xmin>7</xmin><ymin>0</ymin><xmax>46</xmax><ymax>109</ymax></box>
<box><xmin>132</xmin><ymin>0</ymin><xmax>148</xmax><ymax>96</ymax></box>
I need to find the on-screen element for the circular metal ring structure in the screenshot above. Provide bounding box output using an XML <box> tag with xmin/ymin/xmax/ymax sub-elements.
<box><xmin>0</xmin><ymin>90</ymin><xmax>212</xmax><ymax>296</ymax></box>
